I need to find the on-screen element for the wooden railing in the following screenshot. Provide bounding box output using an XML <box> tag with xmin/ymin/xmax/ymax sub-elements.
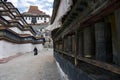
<box><xmin>55</xmin><ymin>49</ymin><xmax>120</xmax><ymax>75</ymax></box>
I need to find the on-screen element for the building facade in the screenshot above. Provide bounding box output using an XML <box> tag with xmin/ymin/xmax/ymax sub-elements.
<box><xmin>51</xmin><ymin>0</ymin><xmax>120</xmax><ymax>80</ymax></box>
<box><xmin>0</xmin><ymin>1</ymin><xmax>44</xmax><ymax>58</ymax></box>
<box><xmin>22</xmin><ymin>6</ymin><xmax>50</xmax><ymax>38</ymax></box>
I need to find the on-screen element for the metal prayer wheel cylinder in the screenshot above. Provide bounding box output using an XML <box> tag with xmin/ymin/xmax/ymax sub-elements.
<box><xmin>83</xmin><ymin>26</ymin><xmax>95</xmax><ymax>58</ymax></box>
<box><xmin>95</xmin><ymin>21</ymin><xmax>112</xmax><ymax>62</ymax></box>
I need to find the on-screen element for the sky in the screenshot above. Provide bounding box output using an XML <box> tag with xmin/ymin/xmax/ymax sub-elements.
<box><xmin>7</xmin><ymin>0</ymin><xmax>54</xmax><ymax>16</ymax></box>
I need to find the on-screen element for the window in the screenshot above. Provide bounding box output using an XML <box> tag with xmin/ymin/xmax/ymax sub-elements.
<box><xmin>31</xmin><ymin>17</ymin><xmax>37</xmax><ymax>24</ymax></box>
<box><xmin>44</xmin><ymin>17</ymin><xmax>46</xmax><ymax>20</ymax></box>
<box><xmin>25</xmin><ymin>17</ymin><xmax>27</xmax><ymax>20</ymax></box>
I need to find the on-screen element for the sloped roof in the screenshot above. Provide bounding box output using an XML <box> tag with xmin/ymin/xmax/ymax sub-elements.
<box><xmin>22</xmin><ymin>6</ymin><xmax>47</xmax><ymax>16</ymax></box>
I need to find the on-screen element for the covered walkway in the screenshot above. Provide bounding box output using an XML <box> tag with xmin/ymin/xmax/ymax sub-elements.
<box><xmin>0</xmin><ymin>49</ymin><xmax>63</xmax><ymax>80</ymax></box>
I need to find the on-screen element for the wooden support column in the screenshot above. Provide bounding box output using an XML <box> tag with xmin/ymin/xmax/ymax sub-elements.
<box><xmin>72</xmin><ymin>35</ymin><xmax>75</xmax><ymax>53</ymax></box>
<box><xmin>78</xmin><ymin>31</ymin><xmax>84</xmax><ymax>57</ymax></box>
<box><xmin>64</xmin><ymin>37</ymin><xmax>67</xmax><ymax>52</ymax></box>
<box><xmin>68</xmin><ymin>36</ymin><xmax>72</xmax><ymax>53</ymax></box>
<box><xmin>74</xmin><ymin>31</ymin><xmax>78</xmax><ymax>66</ymax></box>
<box><xmin>95</xmin><ymin>21</ymin><xmax>112</xmax><ymax>62</ymax></box>
<box><xmin>66</xmin><ymin>36</ymin><xmax>69</xmax><ymax>52</ymax></box>
<box><xmin>115</xmin><ymin>8</ymin><xmax>120</xmax><ymax>65</ymax></box>
<box><xmin>84</xmin><ymin>26</ymin><xmax>95</xmax><ymax>58</ymax></box>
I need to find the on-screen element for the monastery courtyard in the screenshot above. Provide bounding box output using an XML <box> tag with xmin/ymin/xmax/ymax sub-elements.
<box><xmin>0</xmin><ymin>48</ymin><xmax>66</xmax><ymax>80</ymax></box>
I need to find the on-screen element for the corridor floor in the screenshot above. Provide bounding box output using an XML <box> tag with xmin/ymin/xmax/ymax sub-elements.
<box><xmin>0</xmin><ymin>49</ymin><xmax>62</xmax><ymax>80</ymax></box>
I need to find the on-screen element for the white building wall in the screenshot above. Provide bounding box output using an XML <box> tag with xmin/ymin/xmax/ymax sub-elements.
<box><xmin>46</xmin><ymin>18</ymin><xmax>49</xmax><ymax>22</ymax></box>
<box><xmin>0</xmin><ymin>41</ymin><xmax>4</xmax><ymax>58</ymax></box>
<box><xmin>34</xmin><ymin>44</ymin><xmax>43</xmax><ymax>51</ymax></box>
<box><xmin>50</xmin><ymin>0</ymin><xmax>73</xmax><ymax>30</ymax></box>
<box><xmin>23</xmin><ymin>31</ymin><xmax>33</xmax><ymax>36</ymax></box>
<box><xmin>25</xmin><ymin>17</ymin><xmax>32</xmax><ymax>24</ymax></box>
<box><xmin>19</xmin><ymin>43</ymin><xmax>33</xmax><ymax>53</ymax></box>
<box><xmin>24</xmin><ymin>17</ymin><xmax>26</xmax><ymax>20</ymax></box>
<box><xmin>19</xmin><ymin>20</ymin><xmax>24</xmax><ymax>25</ymax></box>
<box><xmin>9</xmin><ymin>27</ymin><xmax>33</xmax><ymax>36</ymax></box>
<box><xmin>2</xmin><ymin>16</ymin><xmax>12</xmax><ymax>20</ymax></box>
<box><xmin>0</xmin><ymin>40</ymin><xmax>43</xmax><ymax>59</ymax></box>
<box><xmin>37</xmin><ymin>19</ymin><xmax>43</xmax><ymax>24</ymax></box>
<box><xmin>0</xmin><ymin>40</ymin><xmax>20</xmax><ymax>58</ymax></box>
<box><xmin>24</xmin><ymin>16</ymin><xmax>50</xmax><ymax>24</ymax></box>
<box><xmin>9</xmin><ymin>27</ymin><xmax>22</xmax><ymax>34</ymax></box>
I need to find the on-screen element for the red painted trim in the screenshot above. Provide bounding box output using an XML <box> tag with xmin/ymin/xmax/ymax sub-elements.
<box><xmin>0</xmin><ymin>54</ymin><xmax>22</xmax><ymax>64</ymax></box>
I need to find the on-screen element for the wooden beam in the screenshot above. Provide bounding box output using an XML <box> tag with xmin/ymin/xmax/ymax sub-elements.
<box><xmin>55</xmin><ymin>49</ymin><xmax>120</xmax><ymax>75</ymax></box>
<box><xmin>77</xmin><ymin>56</ymin><xmax>120</xmax><ymax>75</ymax></box>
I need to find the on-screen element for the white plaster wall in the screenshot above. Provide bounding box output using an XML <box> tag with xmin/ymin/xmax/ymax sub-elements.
<box><xmin>46</xmin><ymin>18</ymin><xmax>49</xmax><ymax>22</ymax></box>
<box><xmin>0</xmin><ymin>7</ymin><xmax>4</xmax><ymax>10</ymax></box>
<box><xmin>2</xmin><ymin>16</ymin><xmax>12</xmax><ymax>20</ymax></box>
<box><xmin>0</xmin><ymin>40</ymin><xmax>43</xmax><ymax>59</ymax></box>
<box><xmin>0</xmin><ymin>41</ymin><xmax>4</xmax><ymax>58</ymax></box>
<box><xmin>24</xmin><ymin>16</ymin><xmax>49</xmax><ymax>24</ymax></box>
<box><xmin>0</xmin><ymin>40</ymin><xmax>20</xmax><ymax>58</ymax></box>
<box><xmin>25</xmin><ymin>17</ymin><xmax>32</xmax><ymax>24</ymax></box>
<box><xmin>56</xmin><ymin>61</ymin><xmax>69</xmax><ymax>80</ymax></box>
<box><xmin>23</xmin><ymin>31</ymin><xmax>33</xmax><ymax>36</ymax></box>
<box><xmin>37</xmin><ymin>19</ymin><xmax>44</xmax><ymax>23</ymax></box>
<box><xmin>50</xmin><ymin>0</ymin><xmax>73</xmax><ymax>30</ymax></box>
<box><xmin>19</xmin><ymin>43</ymin><xmax>32</xmax><ymax>53</ymax></box>
<box><xmin>33</xmin><ymin>44</ymin><xmax>43</xmax><ymax>51</ymax></box>
<box><xmin>19</xmin><ymin>20</ymin><xmax>24</xmax><ymax>25</ymax></box>
<box><xmin>13</xmin><ymin>12</ymin><xmax>17</xmax><ymax>16</ymax></box>
<box><xmin>37</xmin><ymin>17</ymin><xmax>45</xmax><ymax>23</ymax></box>
<box><xmin>9</xmin><ymin>27</ymin><xmax>22</xmax><ymax>34</ymax></box>
<box><xmin>9</xmin><ymin>27</ymin><xmax>33</xmax><ymax>36</ymax></box>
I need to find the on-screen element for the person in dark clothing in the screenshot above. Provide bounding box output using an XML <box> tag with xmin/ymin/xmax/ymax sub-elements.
<box><xmin>34</xmin><ymin>47</ymin><xmax>38</xmax><ymax>55</ymax></box>
<box><xmin>42</xmin><ymin>38</ymin><xmax>46</xmax><ymax>45</ymax></box>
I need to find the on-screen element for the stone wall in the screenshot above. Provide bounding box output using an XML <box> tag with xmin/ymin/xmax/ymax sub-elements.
<box><xmin>54</xmin><ymin>52</ymin><xmax>92</xmax><ymax>80</ymax></box>
<box><xmin>54</xmin><ymin>52</ymin><xmax>120</xmax><ymax>80</ymax></box>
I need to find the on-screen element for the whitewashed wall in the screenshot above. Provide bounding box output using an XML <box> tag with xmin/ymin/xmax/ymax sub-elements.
<box><xmin>9</xmin><ymin>27</ymin><xmax>22</xmax><ymax>34</ymax></box>
<box><xmin>34</xmin><ymin>44</ymin><xmax>43</xmax><ymax>51</ymax></box>
<box><xmin>23</xmin><ymin>31</ymin><xmax>33</xmax><ymax>36</ymax></box>
<box><xmin>37</xmin><ymin>17</ymin><xmax>44</xmax><ymax>23</ymax></box>
<box><xmin>0</xmin><ymin>40</ymin><xmax>43</xmax><ymax>59</ymax></box>
<box><xmin>24</xmin><ymin>17</ymin><xmax>49</xmax><ymax>24</ymax></box>
<box><xmin>24</xmin><ymin>17</ymin><xmax>32</xmax><ymax>24</ymax></box>
<box><xmin>38</xmin><ymin>17</ymin><xmax>49</xmax><ymax>23</ymax></box>
<box><xmin>2</xmin><ymin>16</ymin><xmax>12</xmax><ymax>20</ymax></box>
<box><xmin>46</xmin><ymin>18</ymin><xmax>49</xmax><ymax>22</ymax></box>
<box><xmin>9</xmin><ymin>27</ymin><xmax>33</xmax><ymax>36</ymax></box>
<box><xmin>50</xmin><ymin>0</ymin><xmax>73</xmax><ymax>30</ymax></box>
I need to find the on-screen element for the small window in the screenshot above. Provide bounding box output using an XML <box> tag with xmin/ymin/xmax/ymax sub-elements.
<box><xmin>44</xmin><ymin>17</ymin><xmax>46</xmax><ymax>20</ymax></box>
<box><xmin>31</xmin><ymin>17</ymin><xmax>37</xmax><ymax>24</ymax></box>
<box><xmin>25</xmin><ymin>17</ymin><xmax>27</xmax><ymax>20</ymax></box>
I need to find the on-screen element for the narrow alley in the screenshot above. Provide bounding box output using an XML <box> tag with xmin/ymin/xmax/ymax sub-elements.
<box><xmin>1</xmin><ymin>0</ymin><xmax>120</xmax><ymax>80</ymax></box>
<box><xmin>0</xmin><ymin>49</ymin><xmax>63</xmax><ymax>80</ymax></box>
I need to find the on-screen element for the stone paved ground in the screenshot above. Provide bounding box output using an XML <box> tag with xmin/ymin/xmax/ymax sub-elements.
<box><xmin>0</xmin><ymin>48</ymin><xmax>63</xmax><ymax>80</ymax></box>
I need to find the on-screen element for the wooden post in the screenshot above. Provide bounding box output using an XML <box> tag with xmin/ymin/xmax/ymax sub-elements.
<box><xmin>74</xmin><ymin>31</ymin><xmax>78</xmax><ymax>66</ymax></box>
